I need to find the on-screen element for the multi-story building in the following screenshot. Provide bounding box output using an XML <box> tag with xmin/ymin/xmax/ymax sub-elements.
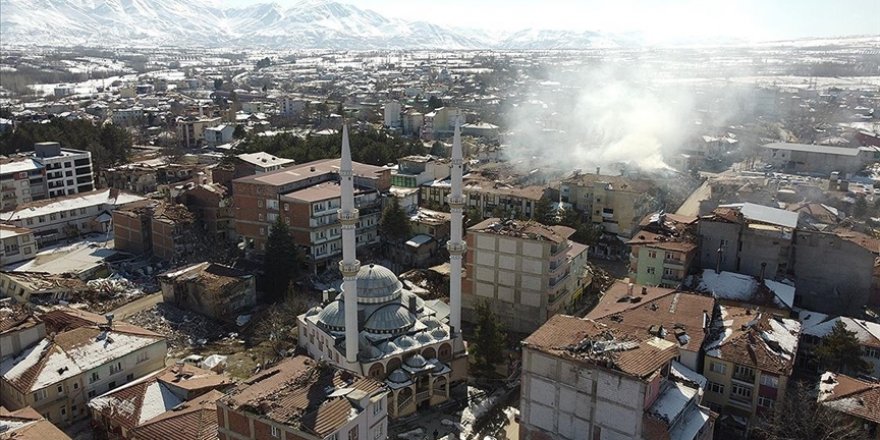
<box><xmin>391</xmin><ymin>155</ymin><xmax>451</xmax><ymax>189</ymax></box>
<box><xmin>585</xmin><ymin>281</ymin><xmax>715</xmax><ymax>371</ymax></box>
<box><xmin>0</xmin><ymin>271</ymin><xmax>90</xmax><ymax>304</ymax></box>
<box><xmin>217</xmin><ymin>356</ymin><xmax>388</xmax><ymax>440</ymax></box>
<box><xmin>402</xmin><ymin>109</ymin><xmax>424</xmax><ymax>136</ymax></box>
<box><xmin>0</xmin><ymin>155</ymin><xmax>45</xmax><ymax>211</ymax></box>
<box><xmin>176</xmin><ymin>116</ymin><xmax>221</xmax><ymax>148</ymax></box>
<box><xmin>111</xmin><ymin>107</ymin><xmax>144</xmax><ymax>126</ymax></box>
<box><xmin>762</xmin><ymin>142</ymin><xmax>880</xmax><ymax>175</ymax></box>
<box><xmin>181</xmin><ymin>183</ymin><xmax>234</xmax><ymax>240</ymax></box>
<box><xmin>702</xmin><ymin>304</ymin><xmax>801</xmax><ymax>437</ymax></box>
<box><xmin>1</xmin><ymin>224</ymin><xmax>36</xmax><ymax>266</ymax></box>
<box><xmin>0</xmin><ymin>309</ymin><xmax>167</xmax><ymax>427</ymax></box>
<box><xmin>519</xmin><ymin>314</ymin><xmax>715</xmax><ymax>440</ymax></box>
<box><xmin>384</xmin><ymin>101</ymin><xmax>402</xmax><ymax>127</ymax></box>
<box><xmin>89</xmin><ymin>365</ymin><xmax>231</xmax><ymax>440</ymax></box>
<box><xmin>31</xmin><ymin>142</ymin><xmax>94</xmax><ymax>198</ymax></box>
<box><xmin>422</xmin><ymin>106</ymin><xmax>462</xmax><ymax>140</ymax></box>
<box><xmin>421</xmin><ymin>174</ymin><xmax>547</xmax><ymax>220</ymax></box>
<box><xmin>233</xmin><ymin>152</ymin><xmax>295</xmax><ymax>176</ymax></box>
<box><xmin>0</xmin><ymin>305</ymin><xmax>46</xmax><ymax>361</ymax></box>
<box><xmin>277</xmin><ymin>96</ymin><xmax>306</xmax><ymax>117</ymax></box>
<box><xmin>799</xmin><ymin>316</ymin><xmax>880</xmax><ymax>377</ymax></box>
<box><xmin>560</xmin><ymin>170</ymin><xmax>658</xmax><ymax>238</ymax></box>
<box><xmin>2</xmin><ymin>189</ymin><xmax>144</xmax><ymax>248</ymax></box>
<box><xmin>204</xmin><ymin>124</ymin><xmax>235</xmax><ymax>147</ymax></box>
<box><xmin>231</xmin><ymin>158</ymin><xmax>390</xmax><ymax>266</ymax></box>
<box><xmin>150</xmin><ymin>203</ymin><xmax>197</xmax><ymax>263</ymax></box>
<box><xmin>158</xmin><ymin>262</ymin><xmax>256</xmax><ymax>323</ymax></box>
<box><xmin>462</xmin><ymin>218</ymin><xmax>589</xmax><ymax>334</ymax></box>
<box><xmin>817</xmin><ymin>372</ymin><xmax>880</xmax><ymax>439</ymax></box>
<box><xmin>628</xmin><ymin>213</ymin><xmax>699</xmax><ymax>288</ymax></box>
<box><xmin>698</xmin><ymin>203</ymin><xmax>799</xmax><ymax>281</ymax></box>
<box><xmin>0</xmin><ymin>406</ymin><xmax>72</xmax><ymax>439</ymax></box>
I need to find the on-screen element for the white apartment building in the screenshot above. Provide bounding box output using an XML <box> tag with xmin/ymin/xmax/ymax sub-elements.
<box><xmin>0</xmin><ymin>156</ymin><xmax>45</xmax><ymax>211</ymax></box>
<box><xmin>32</xmin><ymin>142</ymin><xmax>94</xmax><ymax>198</ymax></box>
<box><xmin>384</xmin><ymin>101</ymin><xmax>402</xmax><ymax>127</ymax></box>
<box><xmin>0</xmin><ymin>224</ymin><xmax>36</xmax><ymax>266</ymax></box>
<box><xmin>278</xmin><ymin>97</ymin><xmax>307</xmax><ymax>117</ymax></box>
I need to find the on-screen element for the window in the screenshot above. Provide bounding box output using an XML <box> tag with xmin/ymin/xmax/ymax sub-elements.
<box><xmin>710</xmin><ymin>362</ymin><xmax>727</xmax><ymax>374</ymax></box>
<box><xmin>708</xmin><ymin>381</ymin><xmax>724</xmax><ymax>394</ymax></box>
<box><xmin>127</xmin><ymin>374</ymin><xmax>134</xmax><ymax>382</ymax></box>
<box><xmin>758</xmin><ymin>396</ymin><xmax>775</xmax><ymax>409</ymax></box>
<box><xmin>373</xmin><ymin>424</ymin><xmax>383</xmax><ymax>440</ymax></box>
<box><xmin>136</xmin><ymin>352</ymin><xmax>148</xmax><ymax>364</ymax></box>
<box><xmin>647</xmin><ymin>250</ymin><xmax>657</xmax><ymax>259</ymax></box>
<box><xmin>327</xmin><ymin>433</ymin><xmax>338</xmax><ymax>440</ymax></box>
<box><xmin>80</xmin><ymin>208</ymin><xmax>87</xmax><ymax>215</ymax></box>
<box><xmin>73</xmin><ymin>383</ymin><xmax>78</xmax><ymax>390</ymax></box>
<box><xmin>349</xmin><ymin>427</ymin><xmax>359</xmax><ymax>440</ymax></box>
<box><xmin>731</xmin><ymin>383</ymin><xmax>752</xmax><ymax>400</ymax></box>
<box><xmin>90</xmin><ymin>372</ymin><xmax>100</xmax><ymax>383</ymax></box>
<box><xmin>266</xmin><ymin>199</ymin><xmax>278</xmax><ymax>210</ymax></box>
<box><xmin>663</xmin><ymin>268</ymin><xmax>674</xmax><ymax>276</ymax></box>
<box><xmin>373</xmin><ymin>398</ymin><xmax>383</xmax><ymax>415</ymax></box>
<box><xmin>33</xmin><ymin>389</ymin><xmax>47</xmax><ymax>402</ymax></box>
<box><xmin>734</xmin><ymin>364</ymin><xmax>755</xmax><ymax>380</ymax></box>
<box><xmin>108</xmin><ymin>381</ymin><xmax>116</xmax><ymax>390</ymax></box>
<box><xmin>110</xmin><ymin>362</ymin><xmax>122</xmax><ymax>375</ymax></box>
<box><xmin>646</xmin><ymin>267</ymin><xmax>655</xmax><ymax>275</ymax></box>
<box><xmin>258</xmin><ymin>213</ymin><xmax>264</xmax><ymax>221</ymax></box>
<box><xmin>88</xmin><ymin>390</ymin><xmax>96</xmax><ymax>398</ymax></box>
<box><xmin>271</xmin><ymin>426</ymin><xmax>280</xmax><ymax>438</ymax></box>
<box><xmin>865</xmin><ymin>347</ymin><xmax>879</xmax><ymax>359</ymax></box>
<box><xmin>26</xmin><ymin>218</ymin><xmax>33</xmax><ymax>226</ymax></box>
<box><xmin>760</xmin><ymin>375</ymin><xmax>779</xmax><ymax>388</ymax></box>
<box><xmin>267</xmin><ymin>213</ymin><xmax>278</xmax><ymax>222</ymax></box>
<box><xmin>57</xmin><ymin>384</ymin><xmax>64</xmax><ymax>394</ymax></box>
<box><xmin>284</xmin><ymin>204</ymin><xmax>289</xmax><ymax>211</ymax></box>
<box><xmin>258</xmin><ymin>200</ymin><xmax>264</xmax><ymax>208</ymax></box>
<box><xmin>60</xmin><ymin>407</ymin><xmax>66</xmax><ymax>417</ymax></box>
<box><xmin>259</xmin><ymin>227</ymin><xmax>266</xmax><ymax>236</ymax></box>
<box><xmin>38</xmin><ymin>216</ymin><xmax>46</xmax><ymax>223</ymax></box>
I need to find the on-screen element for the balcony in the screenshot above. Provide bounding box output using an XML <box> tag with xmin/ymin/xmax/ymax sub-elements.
<box><xmin>732</xmin><ymin>371</ymin><xmax>756</xmax><ymax>384</ymax></box>
<box><xmin>729</xmin><ymin>393</ymin><xmax>753</xmax><ymax>407</ymax></box>
<box><xmin>663</xmin><ymin>258</ymin><xmax>685</xmax><ymax>269</ymax></box>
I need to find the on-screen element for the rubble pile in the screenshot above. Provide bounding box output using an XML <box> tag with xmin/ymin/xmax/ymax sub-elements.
<box><xmin>127</xmin><ymin>303</ymin><xmax>227</xmax><ymax>353</ymax></box>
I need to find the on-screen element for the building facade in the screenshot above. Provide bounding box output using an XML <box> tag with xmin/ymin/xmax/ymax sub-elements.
<box><xmin>32</xmin><ymin>142</ymin><xmax>94</xmax><ymax>198</ymax></box>
<box><xmin>560</xmin><ymin>171</ymin><xmax>657</xmax><ymax>238</ymax></box>
<box><xmin>628</xmin><ymin>213</ymin><xmax>698</xmax><ymax>288</ymax></box>
<box><xmin>158</xmin><ymin>262</ymin><xmax>256</xmax><ymax>323</ymax></box>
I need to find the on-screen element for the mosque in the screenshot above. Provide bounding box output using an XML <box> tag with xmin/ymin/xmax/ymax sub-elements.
<box><xmin>297</xmin><ymin>123</ymin><xmax>468</xmax><ymax>417</ymax></box>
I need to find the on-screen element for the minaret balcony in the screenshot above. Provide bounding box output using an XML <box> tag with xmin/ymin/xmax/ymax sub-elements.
<box><xmin>339</xmin><ymin>260</ymin><xmax>361</xmax><ymax>275</ymax></box>
<box><xmin>447</xmin><ymin>195</ymin><xmax>466</xmax><ymax>206</ymax></box>
<box><xmin>337</xmin><ymin>209</ymin><xmax>360</xmax><ymax>223</ymax></box>
<box><xmin>446</xmin><ymin>242</ymin><xmax>467</xmax><ymax>254</ymax></box>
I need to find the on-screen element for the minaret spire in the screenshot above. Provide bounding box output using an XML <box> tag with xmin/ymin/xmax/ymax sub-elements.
<box><xmin>447</xmin><ymin>121</ymin><xmax>466</xmax><ymax>339</ymax></box>
<box><xmin>339</xmin><ymin>124</ymin><xmax>361</xmax><ymax>364</ymax></box>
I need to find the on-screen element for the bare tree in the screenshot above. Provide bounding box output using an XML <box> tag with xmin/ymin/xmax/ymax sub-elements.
<box><xmin>753</xmin><ymin>381</ymin><xmax>872</xmax><ymax>440</ymax></box>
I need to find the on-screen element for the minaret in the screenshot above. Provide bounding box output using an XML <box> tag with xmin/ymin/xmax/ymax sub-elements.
<box><xmin>339</xmin><ymin>124</ymin><xmax>361</xmax><ymax>363</ymax></box>
<box><xmin>447</xmin><ymin>122</ymin><xmax>466</xmax><ymax>338</ymax></box>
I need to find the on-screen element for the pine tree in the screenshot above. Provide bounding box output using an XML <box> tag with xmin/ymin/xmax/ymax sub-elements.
<box><xmin>263</xmin><ymin>217</ymin><xmax>302</xmax><ymax>302</ymax></box>
<box><xmin>853</xmin><ymin>196</ymin><xmax>868</xmax><ymax>219</ymax></box>
<box><xmin>533</xmin><ymin>197</ymin><xmax>553</xmax><ymax>224</ymax></box>
<box><xmin>753</xmin><ymin>381</ymin><xmax>872</xmax><ymax>440</ymax></box>
<box><xmin>814</xmin><ymin>320</ymin><xmax>871</xmax><ymax>375</ymax></box>
<box><xmin>472</xmin><ymin>300</ymin><xmax>506</xmax><ymax>377</ymax></box>
<box><xmin>379</xmin><ymin>197</ymin><xmax>411</xmax><ymax>243</ymax></box>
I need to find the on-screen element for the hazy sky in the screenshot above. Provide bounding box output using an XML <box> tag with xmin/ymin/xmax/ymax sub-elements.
<box><xmin>227</xmin><ymin>0</ymin><xmax>880</xmax><ymax>42</ymax></box>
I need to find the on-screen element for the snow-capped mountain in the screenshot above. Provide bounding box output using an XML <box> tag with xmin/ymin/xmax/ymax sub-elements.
<box><xmin>0</xmin><ymin>0</ymin><xmax>637</xmax><ymax>49</ymax></box>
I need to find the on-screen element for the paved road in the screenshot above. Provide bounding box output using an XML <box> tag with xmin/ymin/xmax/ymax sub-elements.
<box><xmin>675</xmin><ymin>180</ymin><xmax>711</xmax><ymax>217</ymax></box>
<box><xmin>111</xmin><ymin>292</ymin><xmax>163</xmax><ymax>320</ymax></box>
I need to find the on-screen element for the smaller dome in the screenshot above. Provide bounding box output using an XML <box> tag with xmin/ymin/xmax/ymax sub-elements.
<box><xmin>315</xmin><ymin>300</ymin><xmax>345</xmax><ymax>330</ymax></box>
<box><xmin>405</xmin><ymin>354</ymin><xmax>428</xmax><ymax>369</ymax></box>
<box><xmin>430</xmin><ymin>327</ymin><xmax>448</xmax><ymax>339</ymax></box>
<box><xmin>359</xmin><ymin>344</ymin><xmax>383</xmax><ymax>361</ymax></box>
<box><xmin>364</xmin><ymin>304</ymin><xmax>415</xmax><ymax>334</ymax></box>
<box><xmin>414</xmin><ymin>332</ymin><xmax>434</xmax><ymax>344</ymax></box>
<box><xmin>395</xmin><ymin>335</ymin><xmax>417</xmax><ymax>350</ymax></box>
<box><xmin>388</xmin><ymin>369</ymin><xmax>410</xmax><ymax>384</ymax></box>
<box><xmin>421</xmin><ymin>317</ymin><xmax>442</xmax><ymax>329</ymax></box>
<box><xmin>378</xmin><ymin>340</ymin><xmax>400</xmax><ymax>355</ymax></box>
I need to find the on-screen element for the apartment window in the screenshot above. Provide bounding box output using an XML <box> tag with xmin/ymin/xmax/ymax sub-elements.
<box><xmin>758</xmin><ymin>396</ymin><xmax>775</xmax><ymax>409</ymax></box>
<box><xmin>258</xmin><ymin>200</ymin><xmax>264</xmax><ymax>208</ymax></box>
<box><xmin>647</xmin><ymin>250</ymin><xmax>657</xmax><ymax>259</ymax></box>
<box><xmin>663</xmin><ymin>268</ymin><xmax>674</xmax><ymax>276</ymax></box>
<box><xmin>108</xmin><ymin>381</ymin><xmax>116</xmax><ymax>391</ymax></box>
<box><xmin>73</xmin><ymin>383</ymin><xmax>78</xmax><ymax>390</ymax></box>
<box><xmin>271</xmin><ymin>425</ymin><xmax>280</xmax><ymax>438</ymax></box>
<box><xmin>258</xmin><ymin>213</ymin><xmax>264</xmax><ymax>221</ymax></box>
<box><xmin>80</xmin><ymin>208</ymin><xmax>86</xmax><ymax>215</ymax></box>
<box><xmin>57</xmin><ymin>384</ymin><xmax>64</xmax><ymax>394</ymax></box>
<box><xmin>760</xmin><ymin>374</ymin><xmax>779</xmax><ymax>388</ymax></box>
<box><xmin>38</xmin><ymin>216</ymin><xmax>46</xmax><ymax>223</ymax></box>
<box><xmin>136</xmin><ymin>351</ymin><xmax>148</xmax><ymax>364</ymax></box>
<box><xmin>49</xmin><ymin>213</ymin><xmax>57</xmax><ymax>221</ymax></box>
<box><xmin>127</xmin><ymin>374</ymin><xmax>134</xmax><ymax>382</ymax></box>
<box><xmin>708</xmin><ymin>381</ymin><xmax>724</xmax><ymax>394</ymax></box>
<box><xmin>60</xmin><ymin>407</ymin><xmax>66</xmax><ymax>417</ymax></box>
<box><xmin>349</xmin><ymin>427</ymin><xmax>359</xmax><ymax>440</ymax></box>
<box><xmin>373</xmin><ymin>424</ymin><xmax>383</xmax><ymax>440</ymax></box>
<box><xmin>646</xmin><ymin>267</ymin><xmax>656</xmax><ymax>275</ymax></box>
<box><xmin>327</xmin><ymin>433</ymin><xmax>338</xmax><ymax>440</ymax></box>
<box><xmin>373</xmin><ymin>398</ymin><xmax>383</xmax><ymax>415</ymax></box>
<box><xmin>266</xmin><ymin>199</ymin><xmax>278</xmax><ymax>210</ymax></box>
<box><xmin>33</xmin><ymin>389</ymin><xmax>47</xmax><ymax>402</ymax></box>
<box><xmin>710</xmin><ymin>362</ymin><xmax>726</xmax><ymax>374</ymax></box>
<box><xmin>731</xmin><ymin>383</ymin><xmax>752</xmax><ymax>400</ymax></box>
<box><xmin>260</xmin><ymin>227</ymin><xmax>266</xmax><ymax>236</ymax></box>
<box><xmin>734</xmin><ymin>364</ymin><xmax>755</xmax><ymax>380</ymax></box>
<box><xmin>90</xmin><ymin>372</ymin><xmax>100</xmax><ymax>383</ymax></box>
<box><xmin>284</xmin><ymin>203</ymin><xmax>289</xmax><ymax>211</ymax></box>
<box><xmin>865</xmin><ymin>347</ymin><xmax>879</xmax><ymax>359</ymax></box>
<box><xmin>267</xmin><ymin>213</ymin><xmax>278</xmax><ymax>222</ymax></box>
<box><xmin>110</xmin><ymin>361</ymin><xmax>122</xmax><ymax>375</ymax></box>
<box><xmin>26</xmin><ymin>218</ymin><xmax>33</xmax><ymax>226</ymax></box>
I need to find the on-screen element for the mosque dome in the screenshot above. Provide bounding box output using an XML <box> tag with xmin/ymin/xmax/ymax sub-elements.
<box><xmin>354</xmin><ymin>264</ymin><xmax>402</xmax><ymax>303</ymax></box>
<box><xmin>378</xmin><ymin>340</ymin><xmax>401</xmax><ymax>355</ymax></box>
<box><xmin>430</xmin><ymin>327</ymin><xmax>449</xmax><ymax>340</ymax></box>
<box><xmin>394</xmin><ymin>335</ymin><xmax>417</xmax><ymax>350</ymax></box>
<box><xmin>414</xmin><ymin>332</ymin><xmax>434</xmax><ymax>345</ymax></box>
<box><xmin>315</xmin><ymin>300</ymin><xmax>345</xmax><ymax>331</ymax></box>
<box><xmin>364</xmin><ymin>304</ymin><xmax>415</xmax><ymax>334</ymax></box>
<box><xmin>405</xmin><ymin>354</ymin><xmax>428</xmax><ymax>369</ymax></box>
<box><xmin>388</xmin><ymin>369</ymin><xmax>410</xmax><ymax>384</ymax></box>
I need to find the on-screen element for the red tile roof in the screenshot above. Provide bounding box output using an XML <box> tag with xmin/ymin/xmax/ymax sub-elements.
<box><xmin>130</xmin><ymin>390</ymin><xmax>223</xmax><ymax>440</ymax></box>
<box><xmin>818</xmin><ymin>373</ymin><xmax>880</xmax><ymax>425</ymax></box>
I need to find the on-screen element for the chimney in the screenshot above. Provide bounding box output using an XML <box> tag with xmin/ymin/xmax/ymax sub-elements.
<box><xmin>759</xmin><ymin>262</ymin><xmax>767</xmax><ymax>282</ymax></box>
<box><xmin>628</xmin><ymin>283</ymin><xmax>634</xmax><ymax>295</ymax></box>
<box><xmin>641</xmin><ymin>286</ymin><xmax>648</xmax><ymax>295</ymax></box>
<box><xmin>322</xmin><ymin>289</ymin><xmax>331</xmax><ymax>304</ymax></box>
<box><xmin>105</xmin><ymin>313</ymin><xmax>114</xmax><ymax>328</ymax></box>
<box><xmin>702</xmin><ymin>311</ymin><xmax>710</xmax><ymax>331</ymax></box>
<box><xmin>408</xmin><ymin>295</ymin><xmax>417</xmax><ymax>312</ymax></box>
<box><xmin>715</xmin><ymin>247</ymin><xmax>723</xmax><ymax>274</ymax></box>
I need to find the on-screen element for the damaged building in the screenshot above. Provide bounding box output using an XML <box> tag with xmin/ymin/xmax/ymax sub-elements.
<box><xmin>158</xmin><ymin>262</ymin><xmax>256</xmax><ymax>323</ymax></box>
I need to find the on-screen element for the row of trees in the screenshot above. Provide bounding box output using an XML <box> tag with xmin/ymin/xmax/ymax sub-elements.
<box><xmin>235</xmin><ymin>129</ymin><xmax>424</xmax><ymax>167</ymax></box>
<box><xmin>0</xmin><ymin>118</ymin><xmax>132</xmax><ymax>171</ymax></box>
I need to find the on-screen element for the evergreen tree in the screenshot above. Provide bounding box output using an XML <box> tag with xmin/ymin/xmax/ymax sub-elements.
<box><xmin>814</xmin><ymin>320</ymin><xmax>871</xmax><ymax>375</ymax></box>
<box><xmin>472</xmin><ymin>300</ymin><xmax>506</xmax><ymax>376</ymax></box>
<box><xmin>430</xmin><ymin>141</ymin><xmax>445</xmax><ymax>157</ymax></box>
<box><xmin>853</xmin><ymin>196</ymin><xmax>868</xmax><ymax>219</ymax></box>
<box><xmin>263</xmin><ymin>217</ymin><xmax>302</xmax><ymax>302</ymax></box>
<box><xmin>533</xmin><ymin>197</ymin><xmax>553</xmax><ymax>224</ymax></box>
<box><xmin>379</xmin><ymin>197</ymin><xmax>411</xmax><ymax>243</ymax></box>
<box><xmin>213</xmin><ymin>78</ymin><xmax>224</xmax><ymax>90</ymax></box>
<box><xmin>427</xmin><ymin>95</ymin><xmax>444</xmax><ymax>110</ymax></box>
<box><xmin>232</xmin><ymin>125</ymin><xmax>247</xmax><ymax>139</ymax></box>
<box><xmin>753</xmin><ymin>381</ymin><xmax>871</xmax><ymax>440</ymax></box>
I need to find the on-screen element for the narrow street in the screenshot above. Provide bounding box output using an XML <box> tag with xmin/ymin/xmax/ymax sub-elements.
<box><xmin>111</xmin><ymin>292</ymin><xmax>163</xmax><ymax>320</ymax></box>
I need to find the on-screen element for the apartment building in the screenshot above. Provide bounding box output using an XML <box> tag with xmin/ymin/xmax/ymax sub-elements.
<box><xmin>799</xmin><ymin>316</ymin><xmax>880</xmax><ymax>377</ymax></box>
<box><xmin>1</xmin><ymin>224</ymin><xmax>36</xmax><ymax>266</ymax></box>
<box><xmin>0</xmin><ymin>309</ymin><xmax>167</xmax><ymax>427</ymax></box>
<box><xmin>2</xmin><ymin>189</ymin><xmax>144</xmax><ymax>247</ymax></box>
<box><xmin>0</xmin><ymin>156</ymin><xmax>45</xmax><ymax>211</ymax></box>
<box><xmin>176</xmin><ymin>116</ymin><xmax>221</xmax><ymax>148</ymax></box>
<box><xmin>817</xmin><ymin>372</ymin><xmax>880</xmax><ymax>439</ymax></box>
<box><xmin>422</xmin><ymin>106</ymin><xmax>462</xmax><ymax>140</ymax></box>
<box><xmin>628</xmin><ymin>213</ymin><xmax>699</xmax><ymax>288</ymax></box>
<box><xmin>384</xmin><ymin>100</ymin><xmax>402</xmax><ymax>127</ymax></box>
<box><xmin>0</xmin><ymin>406</ymin><xmax>72</xmax><ymax>440</ymax></box>
<box><xmin>0</xmin><ymin>271</ymin><xmax>89</xmax><ymax>304</ymax></box>
<box><xmin>702</xmin><ymin>304</ymin><xmax>801</xmax><ymax>437</ymax></box>
<box><xmin>761</xmin><ymin>142</ymin><xmax>879</xmax><ymax>174</ymax></box>
<box><xmin>560</xmin><ymin>170</ymin><xmax>658</xmax><ymax>238</ymax></box>
<box><xmin>217</xmin><ymin>355</ymin><xmax>388</xmax><ymax>440</ymax></box>
<box><xmin>462</xmin><ymin>218</ymin><xmax>588</xmax><ymax>334</ymax></box>
<box><xmin>32</xmin><ymin>142</ymin><xmax>94</xmax><ymax>198</ymax></box>
<box><xmin>0</xmin><ymin>305</ymin><xmax>46</xmax><ymax>361</ymax></box>
<box><xmin>232</xmin><ymin>158</ymin><xmax>390</xmax><ymax>268</ymax></box>
<box><xmin>586</xmin><ymin>281</ymin><xmax>715</xmax><ymax>371</ymax></box>
<box><xmin>233</xmin><ymin>152</ymin><xmax>295</xmax><ymax>175</ymax></box>
<box><xmin>158</xmin><ymin>262</ymin><xmax>256</xmax><ymax>323</ymax></box>
<box><xmin>421</xmin><ymin>174</ymin><xmax>547</xmax><ymax>220</ymax></box>
<box><xmin>698</xmin><ymin>203</ymin><xmax>799</xmax><ymax>281</ymax></box>
<box><xmin>520</xmin><ymin>314</ymin><xmax>715</xmax><ymax>440</ymax></box>
<box><xmin>391</xmin><ymin>155</ymin><xmax>451</xmax><ymax>188</ymax></box>
<box><xmin>150</xmin><ymin>203</ymin><xmax>197</xmax><ymax>263</ymax></box>
<box><xmin>277</xmin><ymin>96</ymin><xmax>306</xmax><ymax>117</ymax></box>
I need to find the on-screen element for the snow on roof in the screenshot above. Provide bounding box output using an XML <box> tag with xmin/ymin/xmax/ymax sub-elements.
<box><xmin>3</xmin><ymin>190</ymin><xmax>145</xmax><ymax>222</ymax></box>
<box><xmin>0</xmin><ymin>158</ymin><xmax>41</xmax><ymax>175</ymax></box>
<box><xmin>696</xmin><ymin>270</ymin><xmax>794</xmax><ymax>309</ymax></box>
<box><xmin>236</xmin><ymin>152</ymin><xmax>294</xmax><ymax>168</ymax></box>
<box><xmin>648</xmin><ymin>381</ymin><xmax>697</xmax><ymax>425</ymax></box>
<box><xmin>405</xmin><ymin>234</ymin><xmax>433</xmax><ymax>248</ymax></box>
<box><xmin>762</xmin><ymin>142</ymin><xmax>862</xmax><ymax>157</ymax></box>
<box><xmin>761</xmin><ymin>317</ymin><xmax>801</xmax><ymax>360</ymax></box>
<box><xmin>0</xmin><ymin>339</ymin><xmax>51</xmax><ymax>386</ymax></box>
<box><xmin>669</xmin><ymin>406</ymin><xmax>711</xmax><ymax>440</ymax></box>
<box><xmin>139</xmin><ymin>381</ymin><xmax>184</xmax><ymax>424</ymax></box>
<box><xmin>670</xmin><ymin>360</ymin><xmax>708</xmax><ymax>389</ymax></box>
<box><xmin>718</xmin><ymin>203</ymin><xmax>799</xmax><ymax>229</ymax></box>
<box><xmin>794</xmin><ymin>308</ymin><xmax>829</xmax><ymax>331</ymax></box>
<box><xmin>804</xmin><ymin>317</ymin><xmax>880</xmax><ymax>345</ymax></box>
<box><xmin>705</xmin><ymin>306</ymin><xmax>733</xmax><ymax>357</ymax></box>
